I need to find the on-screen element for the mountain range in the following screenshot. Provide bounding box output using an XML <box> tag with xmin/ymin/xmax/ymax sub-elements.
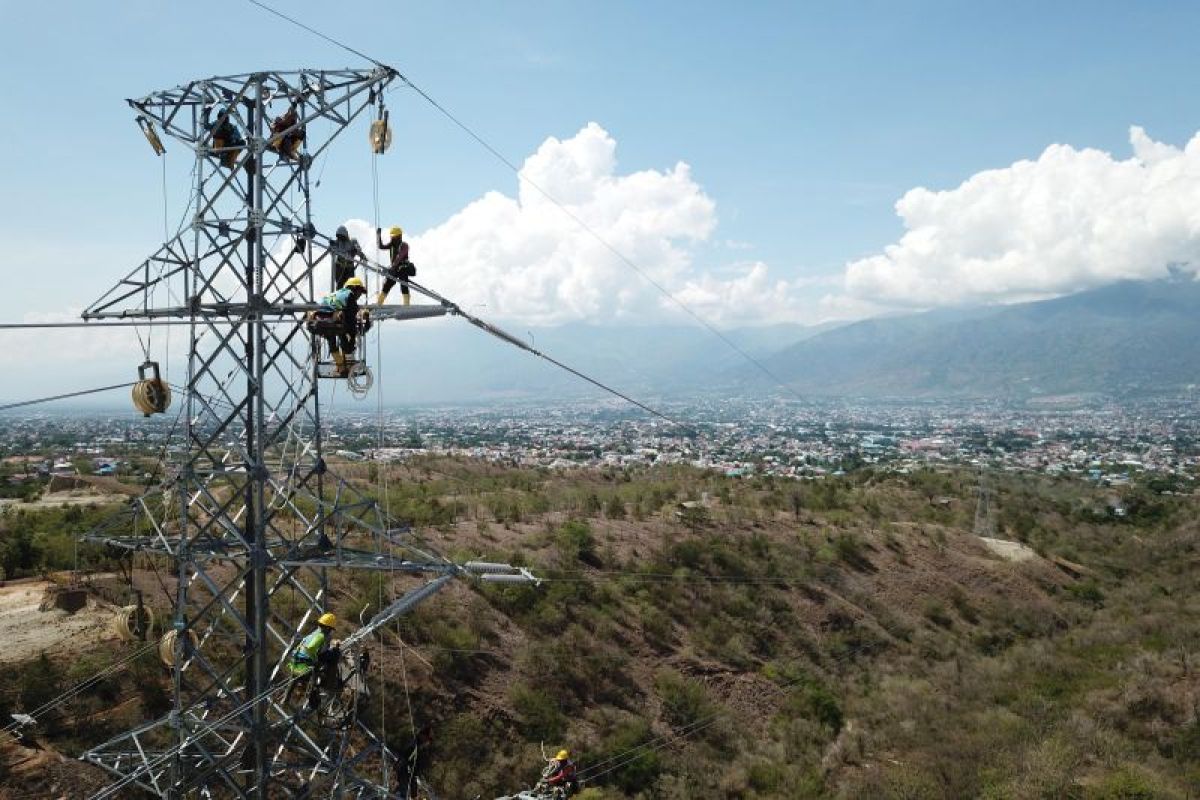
<box><xmin>370</xmin><ymin>278</ymin><xmax>1199</xmax><ymax>404</ymax></box>
<box><xmin>758</xmin><ymin>278</ymin><xmax>1200</xmax><ymax>399</ymax></box>
<box><xmin>41</xmin><ymin>278</ymin><xmax>1199</xmax><ymax>409</ymax></box>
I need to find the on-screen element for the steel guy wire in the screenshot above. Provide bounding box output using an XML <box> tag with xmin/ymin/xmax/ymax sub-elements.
<box><xmin>242</xmin><ymin>0</ymin><xmax>805</xmax><ymax>402</ymax></box>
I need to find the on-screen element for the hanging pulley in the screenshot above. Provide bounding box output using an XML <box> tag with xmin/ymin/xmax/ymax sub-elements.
<box><xmin>132</xmin><ymin>360</ymin><xmax>171</xmax><ymax>417</ymax></box>
<box><xmin>369</xmin><ymin>106</ymin><xmax>392</xmax><ymax>154</ymax></box>
<box><xmin>136</xmin><ymin>117</ymin><xmax>166</xmax><ymax>156</ymax></box>
<box><xmin>158</xmin><ymin>628</ymin><xmax>199</xmax><ymax>668</ymax></box>
<box><xmin>113</xmin><ymin>603</ymin><xmax>156</xmax><ymax>643</ymax></box>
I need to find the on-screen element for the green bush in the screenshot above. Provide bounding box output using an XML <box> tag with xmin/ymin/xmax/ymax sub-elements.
<box><xmin>1066</xmin><ymin>580</ymin><xmax>1106</xmax><ymax>609</ymax></box>
<box><xmin>510</xmin><ymin>682</ymin><xmax>566</xmax><ymax>741</ymax></box>
<box><xmin>585</xmin><ymin>718</ymin><xmax>661</xmax><ymax>793</ymax></box>
<box><xmin>655</xmin><ymin>670</ymin><xmax>713</xmax><ymax>729</ymax></box>
<box><xmin>555</xmin><ymin>519</ymin><xmax>596</xmax><ymax>564</ymax></box>
<box><xmin>604</xmin><ymin>495</ymin><xmax>626</xmax><ymax>520</ymax></box>
<box><xmin>833</xmin><ymin>532</ymin><xmax>872</xmax><ymax>570</ymax></box>
<box><xmin>781</xmin><ymin>681</ymin><xmax>844</xmax><ymax>735</ymax></box>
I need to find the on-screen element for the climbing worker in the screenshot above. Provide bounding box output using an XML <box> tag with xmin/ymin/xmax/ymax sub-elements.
<box><xmin>311</xmin><ymin>277</ymin><xmax>371</xmax><ymax>377</ymax></box>
<box><xmin>375</xmin><ymin>225</ymin><xmax>417</xmax><ymax>306</ymax></box>
<box><xmin>286</xmin><ymin>612</ymin><xmax>339</xmax><ymax>710</ymax></box>
<box><xmin>537</xmin><ymin>749</ymin><xmax>579</xmax><ymax>798</ymax></box>
<box><xmin>330</xmin><ymin>225</ymin><xmax>365</xmax><ymax>290</ymax></box>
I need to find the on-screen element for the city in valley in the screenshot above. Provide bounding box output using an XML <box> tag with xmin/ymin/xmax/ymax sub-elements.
<box><xmin>3</xmin><ymin>395</ymin><xmax>1196</xmax><ymax>491</ymax></box>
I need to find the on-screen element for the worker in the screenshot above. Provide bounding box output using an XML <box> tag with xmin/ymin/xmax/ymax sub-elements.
<box><xmin>267</xmin><ymin>105</ymin><xmax>306</xmax><ymax>161</ymax></box>
<box><xmin>538</xmin><ymin>749</ymin><xmax>579</xmax><ymax>798</ymax></box>
<box><xmin>313</xmin><ymin>277</ymin><xmax>370</xmax><ymax>377</ymax></box>
<box><xmin>330</xmin><ymin>225</ymin><xmax>365</xmax><ymax>290</ymax></box>
<box><xmin>286</xmin><ymin>612</ymin><xmax>339</xmax><ymax>710</ymax></box>
<box><xmin>375</xmin><ymin>225</ymin><xmax>417</xmax><ymax>306</ymax></box>
<box><xmin>203</xmin><ymin>105</ymin><xmax>245</xmax><ymax>170</ymax></box>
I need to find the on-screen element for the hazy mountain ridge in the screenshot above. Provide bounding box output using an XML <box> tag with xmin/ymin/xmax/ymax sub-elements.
<box><xmin>374</xmin><ymin>320</ymin><xmax>829</xmax><ymax>404</ymax></box>
<box><xmin>758</xmin><ymin>279</ymin><xmax>1200</xmax><ymax>398</ymax></box>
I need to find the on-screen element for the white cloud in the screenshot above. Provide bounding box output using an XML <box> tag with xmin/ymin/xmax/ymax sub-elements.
<box><xmin>829</xmin><ymin>126</ymin><xmax>1200</xmax><ymax>312</ymax></box>
<box><xmin>7</xmin><ymin>122</ymin><xmax>810</xmax><ymax>398</ymax></box>
<box><xmin>355</xmin><ymin>122</ymin><xmax>799</xmax><ymax>327</ymax></box>
<box><xmin>674</xmin><ymin>262</ymin><xmax>825</xmax><ymax>325</ymax></box>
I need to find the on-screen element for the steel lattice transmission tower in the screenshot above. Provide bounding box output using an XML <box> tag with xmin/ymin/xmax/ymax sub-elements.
<box><xmin>77</xmin><ymin>68</ymin><xmax>461</xmax><ymax>798</ymax></box>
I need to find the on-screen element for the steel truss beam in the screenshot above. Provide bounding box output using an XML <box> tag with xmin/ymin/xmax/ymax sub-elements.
<box><xmin>76</xmin><ymin>67</ymin><xmax>486</xmax><ymax>799</ymax></box>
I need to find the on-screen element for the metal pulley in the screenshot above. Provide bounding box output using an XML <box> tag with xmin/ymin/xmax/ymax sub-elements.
<box><xmin>136</xmin><ymin>116</ymin><xmax>165</xmax><ymax>156</ymax></box>
<box><xmin>113</xmin><ymin>603</ymin><xmax>156</xmax><ymax>642</ymax></box>
<box><xmin>369</xmin><ymin>107</ymin><xmax>392</xmax><ymax>154</ymax></box>
<box><xmin>132</xmin><ymin>361</ymin><xmax>171</xmax><ymax>417</ymax></box>
<box><xmin>158</xmin><ymin>628</ymin><xmax>199</xmax><ymax>668</ymax></box>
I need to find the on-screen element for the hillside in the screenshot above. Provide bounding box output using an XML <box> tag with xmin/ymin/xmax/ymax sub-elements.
<box><xmin>758</xmin><ymin>279</ymin><xmax>1200</xmax><ymax>399</ymax></box>
<box><xmin>1</xmin><ymin>461</ymin><xmax>1199</xmax><ymax>797</ymax></box>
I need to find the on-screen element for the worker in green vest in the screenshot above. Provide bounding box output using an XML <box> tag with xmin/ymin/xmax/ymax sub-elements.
<box><xmin>286</xmin><ymin>612</ymin><xmax>338</xmax><ymax>710</ymax></box>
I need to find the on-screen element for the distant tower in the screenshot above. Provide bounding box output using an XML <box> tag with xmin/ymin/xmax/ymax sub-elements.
<box><xmin>79</xmin><ymin>68</ymin><xmax>459</xmax><ymax>798</ymax></box>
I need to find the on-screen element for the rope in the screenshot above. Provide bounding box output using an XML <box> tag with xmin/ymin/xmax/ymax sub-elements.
<box><xmin>0</xmin><ymin>321</ymin><xmax>260</xmax><ymax>329</ymax></box>
<box><xmin>2</xmin><ymin>639</ymin><xmax>160</xmax><ymax>739</ymax></box>
<box><xmin>245</xmin><ymin>0</ymin><xmax>384</xmax><ymax>66</ymax></box>
<box><xmin>0</xmin><ymin>383</ymin><xmax>135</xmax><ymax>413</ymax></box>
<box><xmin>87</xmin><ymin>676</ymin><xmax>299</xmax><ymax>800</ymax></box>
<box><xmin>321</xmin><ymin>237</ymin><xmax>694</xmax><ymax>433</ymax></box>
<box><xmin>243</xmin><ymin>0</ymin><xmax>803</xmax><ymax>402</ymax></box>
<box><xmin>161</xmin><ymin>152</ymin><xmax>170</xmax><ymax>242</ymax></box>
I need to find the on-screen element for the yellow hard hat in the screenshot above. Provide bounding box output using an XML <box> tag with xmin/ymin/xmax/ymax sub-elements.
<box><xmin>343</xmin><ymin>276</ymin><xmax>365</xmax><ymax>290</ymax></box>
<box><xmin>317</xmin><ymin>612</ymin><xmax>336</xmax><ymax>628</ymax></box>
<box><xmin>555</xmin><ymin>749</ymin><xmax>570</xmax><ymax>760</ymax></box>
<box><xmin>389</xmin><ymin>226</ymin><xmax>403</xmax><ymax>238</ymax></box>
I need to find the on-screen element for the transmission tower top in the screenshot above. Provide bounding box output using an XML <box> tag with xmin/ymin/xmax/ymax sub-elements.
<box><xmin>87</xmin><ymin>66</ymin><xmax>399</xmax><ymax>321</ymax></box>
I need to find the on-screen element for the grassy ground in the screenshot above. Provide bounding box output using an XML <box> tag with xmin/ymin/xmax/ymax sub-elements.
<box><xmin>1</xmin><ymin>460</ymin><xmax>1198</xmax><ymax>798</ymax></box>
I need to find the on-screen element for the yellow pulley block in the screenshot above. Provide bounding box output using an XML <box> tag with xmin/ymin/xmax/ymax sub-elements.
<box><xmin>158</xmin><ymin>628</ymin><xmax>199</xmax><ymax>668</ymax></box>
<box><xmin>132</xmin><ymin>360</ymin><xmax>171</xmax><ymax>417</ymax></box>
<box><xmin>113</xmin><ymin>604</ymin><xmax>157</xmax><ymax>642</ymax></box>
<box><xmin>369</xmin><ymin>108</ymin><xmax>392</xmax><ymax>154</ymax></box>
<box><xmin>136</xmin><ymin>117</ymin><xmax>166</xmax><ymax>157</ymax></box>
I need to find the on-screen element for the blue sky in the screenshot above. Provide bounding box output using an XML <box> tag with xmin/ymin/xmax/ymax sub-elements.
<box><xmin>2</xmin><ymin>0</ymin><xmax>1200</xmax><ymax>397</ymax></box>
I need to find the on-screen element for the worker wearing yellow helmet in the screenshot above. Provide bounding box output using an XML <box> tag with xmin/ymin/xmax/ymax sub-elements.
<box><xmin>286</xmin><ymin>612</ymin><xmax>340</xmax><ymax>711</ymax></box>
<box><xmin>538</xmin><ymin>747</ymin><xmax>579</xmax><ymax>796</ymax></box>
<box><xmin>375</xmin><ymin>225</ymin><xmax>417</xmax><ymax>306</ymax></box>
<box><xmin>313</xmin><ymin>277</ymin><xmax>371</xmax><ymax>377</ymax></box>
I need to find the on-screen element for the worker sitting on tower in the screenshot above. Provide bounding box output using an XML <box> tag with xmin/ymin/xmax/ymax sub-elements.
<box><xmin>536</xmin><ymin>749</ymin><xmax>579</xmax><ymax>798</ymax></box>
<box><xmin>267</xmin><ymin>105</ymin><xmax>306</xmax><ymax>161</ymax></box>
<box><xmin>331</xmin><ymin>225</ymin><xmax>365</xmax><ymax>290</ymax></box>
<box><xmin>375</xmin><ymin>225</ymin><xmax>417</xmax><ymax>306</ymax></box>
<box><xmin>286</xmin><ymin>612</ymin><xmax>340</xmax><ymax>711</ymax></box>
<box><xmin>312</xmin><ymin>277</ymin><xmax>370</xmax><ymax>377</ymax></box>
<box><xmin>202</xmin><ymin>105</ymin><xmax>245</xmax><ymax>170</ymax></box>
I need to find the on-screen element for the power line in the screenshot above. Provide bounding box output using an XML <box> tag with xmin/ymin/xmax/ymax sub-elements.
<box><xmin>395</xmin><ymin>87</ymin><xmax>804</xmax><ymax>401</ymax></box>
<box><xmin>0</xmin><ymin>321</ymin><xmax>201</xmax><ymax>330</ymax></box>
<box><xmin>0</xmin><ymin>383</ymin><xmax>135</xmax><ymax>413</ymax></box>
<box><xmin>86</xmin><ymin>675</ymin><xmax>300</xmax><ymax>800</ymax></box>
<box><xmin>337</xmin><ymin>239</ymin><xmax>696</xmax><ymax>433</ymax></box>
<box><xmin>243</xmin><ymin>0</ymin><xmax>805</xmax><ymax>401</ymax></box>
<box><xmin>2</xmin><ymin>640</ymin><xmax>160</xmax><ymax>740</ymax></box>
<box><xmin>244</xmin><ymin>0</ymin><xmax>383</xmax><ymax>66</ymax></box>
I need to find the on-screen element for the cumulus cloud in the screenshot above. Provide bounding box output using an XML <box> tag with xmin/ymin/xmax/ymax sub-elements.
<box><xmin>829</xmin><ymin>126</ymin><xmax>1200</xmax><ymax>312</ymax></box>
<box><xmin>352</xmin><ymin>122</ymin><xmax>799</xmax><ymax>326</ymax></box>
